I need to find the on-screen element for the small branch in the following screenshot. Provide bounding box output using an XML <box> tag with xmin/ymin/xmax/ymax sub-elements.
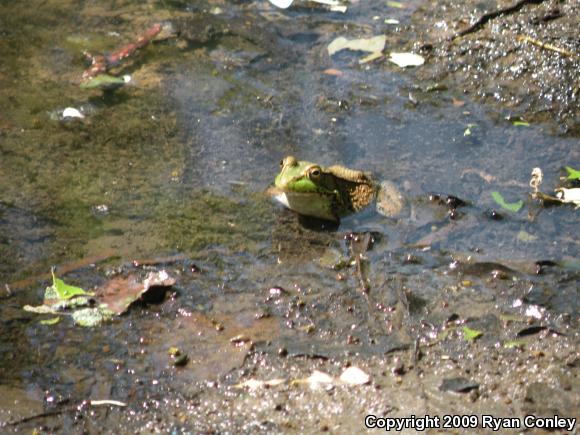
<box><xmin>6</xmin><ymin>400</ymin><xmax>127</xmax><ymax>427</ymax></box>
<box><xmin>449</xmin><ymin>0</ymin><xmax>545</xmax><ymax>41</ymax></box>
<box><xmin>349</xmin><ymin>232</ymin><xmax>372</xmax><ymax>293</ymax></box>
<box><xmin>517</xmin><ymin>34</ymin><xmax>578</xmax><ymax>58</ymax></box>
<box><xmin>5</xmin><ymin>250</ymin><xmax>117</xmax><ymax>292</ymax></box>
<box><xmin>82</xmin><ymin>23</ymin><xmax>164</xmax><ymax>80</ymax></box>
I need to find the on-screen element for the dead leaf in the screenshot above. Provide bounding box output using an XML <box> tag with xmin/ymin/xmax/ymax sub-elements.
<box><xmin>322</xmin><ymin>68</ymin><xmax>343</xmax><ymax>76</ymax></box>
<box><xmin>339</xmin><ymin>366</ymin><xmax>370</xmax><ymax>385</ymax></box>
<box><xmin>95</xmin><ymin>270</ymin><xmax>175</xmax><ymax>315</ymax></box>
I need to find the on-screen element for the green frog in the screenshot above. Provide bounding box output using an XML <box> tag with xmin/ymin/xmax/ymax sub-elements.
<box><xmin>271</xmin><ymin>156</ymin><xmax>403</xmax><ymax>222</ymax></box>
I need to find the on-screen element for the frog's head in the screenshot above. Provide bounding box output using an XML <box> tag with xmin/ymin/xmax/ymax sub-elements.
<box><xmin>272</xmin><ymin>156</ymin><xmax>340</xmax><ymax>221</ymax></box>
<box><xmin>275</xmin><ymin>156</ymin><xmax>332</xmax><ymax>194</ymax></box>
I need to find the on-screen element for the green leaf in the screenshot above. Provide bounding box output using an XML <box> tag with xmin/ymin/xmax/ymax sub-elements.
<box><xmin>491</xmin><ymin>191</ymin><xmax>523</xmax><ymax>212</ymax></box>
<box><xmin>463</xmin><ymin>123</ymin><xmax>477</xmax><ymax>137</ymax></box>
<box><xmin>387</xmin><ymin>0</ymin><xmax>404</xmax><ymax>7</ymax></box>
<box><xmin>462</xmin><ymin>326</ymin><xmax>483</xmax><ymax>341</ymax></box>
<box><xmin>564</xmin><ymin>166</ymin><xmax>580</xmax><ymax>181</ymax></box>
<box><xmin>50</xmin><ymin>269</ymin><xmax>90</xmax><ymax>300</ymax></box>
<box><xmin>512</xmin><ymin>121</ymin><xmax>529</xmax><ymax>127</ymax></box>
<box><xmin>40</xmin><ymin>317</ymin><xmax>61</xmax><ymax>325</ymax></box>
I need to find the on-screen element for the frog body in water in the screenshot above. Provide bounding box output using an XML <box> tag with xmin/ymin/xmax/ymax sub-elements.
<box><xmin>271</xmin><ymin>156</ymin><xmax>382</xmax><ymax>222</ymax></box>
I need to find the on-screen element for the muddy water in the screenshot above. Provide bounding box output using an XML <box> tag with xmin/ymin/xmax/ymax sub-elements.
<box><xmin>0</xmin><ymin>0</ymin><xmax>578</xmax><ymax>433</ymax></box>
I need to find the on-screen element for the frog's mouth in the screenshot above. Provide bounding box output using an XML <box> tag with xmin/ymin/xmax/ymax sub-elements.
<box><xmin>268</xmin><ymin>187</ymin><xmax>338</xmax><ymax>222</ymax></box>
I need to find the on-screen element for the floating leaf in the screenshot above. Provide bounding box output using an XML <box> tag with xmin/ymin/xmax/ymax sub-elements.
<box><xmin>512</xmin><ymin>120</ymin><xmax>529</xmax><ymax>127</ymax></box>
<box><xmin>564</xmin><ymin>166</ymin><xmax>580</xmax><ymax>181</ymax></box>
<box><xmin>462</xmin><ymin>326</ymin><xmax>483</xmax><ymax>341</ymax></box>
<box><xmin>387</xmin><ymin>0</ymin><xmax>404</xmax><ymax>7</ymax></box>
<box><xmin>327</xmin><ymin>35</ymin><xmax>386</xmax><ymax>59</ymax></box>
<box><xmin>40</xmin><ymin>317</ymin><xmax>61</xmax><ymax>325</ymax></box>
<box><xmin>491</xmin><ymin>191</ymin><xmax>524</xmax><ymax>212</ymax></box>
<box><xmin>50</xmin><ymin>269</ymin><xmax>91</xmax><ymax>300</ymax></box>
<box><xmin>80</xmin><ymin>74</ymin><xmax>127</xmax><ymax>90</ymax></box>
<box><xmin>388</xmin><ymin>52</ymin><xmax>425</xmax><ymax>68</ymax></box>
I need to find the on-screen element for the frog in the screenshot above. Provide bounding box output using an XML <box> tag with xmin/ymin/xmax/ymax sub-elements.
<box><xmin>271</xmin><ymin>155</ymin><xmax>403</xmax><ymax>222</ymax></box>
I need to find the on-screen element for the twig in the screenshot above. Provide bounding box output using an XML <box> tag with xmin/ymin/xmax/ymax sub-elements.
<box><xmin>349</xmin><ymin>233</ymin><xmax>372</xmax><ymax>293</ymax></box>
<box><xmin>517</xmin><ymin>34</ymin><xmax>578</xmax><ymax>58</ymax></box>
<box><xmin>5</xmin><ymin>250</ymin><xmax>118</xmax><ymax>292</ymax></box>
<box><xmin>5</xmin><ymin>409</ymin><xmax>71</xmax><ymax>426</ymax></box>
<box><xmin>82</xmin><ymin>23</ymin><xmax>163</xmax><ymax>80</ymax></box>
<box><xmin>449</xmin><ymin>0</ymin><xmax>545</xmax><ymax>40</ymax></box>
<box><xmin>5</xmin><ymin>399</ymin><xmax>127</xmax><ymax>427</ymax></box>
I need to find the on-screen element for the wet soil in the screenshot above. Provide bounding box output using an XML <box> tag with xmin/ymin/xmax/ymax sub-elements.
<box><xmin>411</xmin><ymin>0</ymin><xmax>580</xmax><ymax>135</ymax></box>
<box><xmin>0</xmin><ymin>0</ymin><xmax>578</xmax><ymax>433</ymax></box>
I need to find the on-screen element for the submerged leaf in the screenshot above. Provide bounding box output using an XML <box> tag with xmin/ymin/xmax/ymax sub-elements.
<box><xmin>328</xmin><ymin>35</ymin><xmax>386</xmax><ymax>57</ymax></box>
<box><xmin>462</xmin><ymin>326</ymin><xmax>483</xmax><ymax>341</ymax></box>
<box><xmin>72</xmin><ymin>306</ymin><xmax>115</xmax><ymax>327</ymax></box>
<box><xmin>517</xmin><ymin>230</ymin><xmax>537</xmax><ymax>243</ymax></box>
<box><xmin>95</xmin><ymin>270</ymin><xmax>176</xmax><ymax>315</ymax></box>
<box><xmin>24</xmin><ymin>304</ymin><xmax>59</xmax><ymax>315</ymax></box>
<box><xmin>503</xmin><ymin>339</ymin><xmax>526</xmax><ymax>349</ymax></box>
<box><xmin>40</xmin><ymin>317</ymin><xmax>61</xmax><ymax>325</ymax></box>
<box><xmin>564</xmin><ymin>166</ymin><xmax>580</xmax><ymax>181</ymax></box>
<box><xmin>439</xmin><ymin>377</ymin><xmax>479</xmax><ymax>393</ymax></box>
<box><xmin>80</xmin><ymin>74</ymin><xmax>127</xmax><ymax>90</ymax></box>
<box><xmin>388</xmin><ymin>52</ymin><xmax>425</xmax><ymax>68</ymax></box>
<box><xmin>491</xmin><ymin>191</ymin><xmax>524</xmax><ymax>212</ymax></box>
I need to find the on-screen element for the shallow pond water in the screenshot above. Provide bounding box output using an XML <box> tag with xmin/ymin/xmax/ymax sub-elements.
<box><xmin>0</xmin><ymin>0</ymin><xmax>578</xmax><ymax>432</ymax></box>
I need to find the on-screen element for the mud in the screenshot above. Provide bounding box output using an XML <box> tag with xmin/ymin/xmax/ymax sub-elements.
<box><xmin>411</xmin><ymin>0</ymin><xmax>580</xmax><ymax>135</ymax></box>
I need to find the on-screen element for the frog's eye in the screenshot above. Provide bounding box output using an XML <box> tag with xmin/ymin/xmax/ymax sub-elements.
<box><xmin>309</xmin><ymin>167</ymin><xmax>321</xmax><ymax>179</ymax></box>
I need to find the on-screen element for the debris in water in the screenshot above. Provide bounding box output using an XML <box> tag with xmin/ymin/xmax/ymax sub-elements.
<box><xmin>327</xmin><ymin>35</ymin><xmax>386</xmax><ymax>64</ymax></box>
<box><xmin>388</xmin><ymin>52</ymin><xmax>425</xmax><ymax>68</ymax></box>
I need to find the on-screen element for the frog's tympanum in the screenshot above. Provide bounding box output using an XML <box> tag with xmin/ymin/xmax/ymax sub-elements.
<box><xmin>272</xmin><ymin>156</ymin><xmax>377</xmax><ymax>222</ymax></box>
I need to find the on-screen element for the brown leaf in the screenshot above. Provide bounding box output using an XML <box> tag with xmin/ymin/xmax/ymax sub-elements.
<box><xmin>95</xmin><ymin>270</ymin><xmax>175</xmax><ymax>314</ymax></box>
